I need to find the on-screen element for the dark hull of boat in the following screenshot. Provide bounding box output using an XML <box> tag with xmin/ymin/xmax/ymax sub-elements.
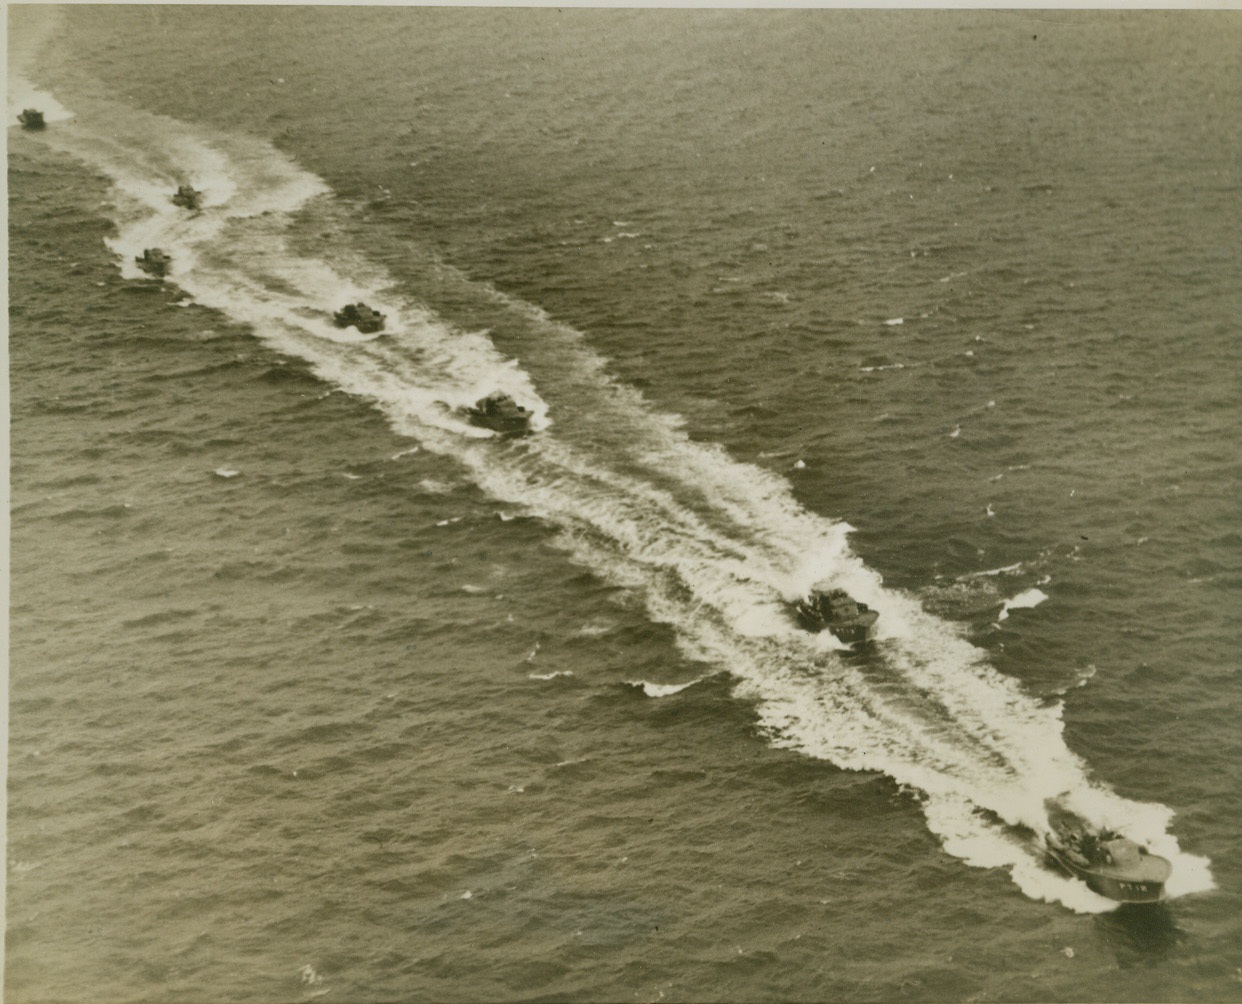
<box><xmin>335</xmin><ymin>313</ymin><xmax>382</xmax><ymax>333</ymax></box>
<box><xmin>466</xmin><ymin>414</ymin><xmax>531</xmax><ymax>437</ymax></box>
<box><xmin>136</xmin><ymin>258</ymin><xmax>169</xmax><ymax>278</ymax></box>
<box><xmin>1047</xmin><ymin>847</ymin><xmax>1167</xmax><ymax>903</ymax></box>
<box><xmin>464</xmin><ymin>392</ymin><xmax>533</xmax><ymax>437</ymax></box>
<box><xmin>333</xmin><ymin>312</ymin><xmax>385</xmax><ymax>334</ymax></box>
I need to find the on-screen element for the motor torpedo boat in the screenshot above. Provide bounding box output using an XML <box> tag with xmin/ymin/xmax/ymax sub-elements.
<box><xmin>333</xmin><ymin>302</ymin><xmax>386</xmax><ymax>334</ymax></box>
<box><xmin>463</xmin><ymin>392</ymin><xmax>533</xmax><ymax>436</ymax></box>
<box><xmin>1045</xmin><ymin>820</ymin><xmax>1171</xmax><ymax>903</ymax></box>
<box><xmin>135</xmin><ymin>248</ymin><xmax>172</xmax><ymax>278</ymax></box>
<box><xmin>794</xmin><ymin>584</ymin><xmax>878</xmax><ymax>645</ymax></box>
<box><xmin>171</xmin><ymin>185</ymin><xmax>203</xmax><ymax>210</ymax></box>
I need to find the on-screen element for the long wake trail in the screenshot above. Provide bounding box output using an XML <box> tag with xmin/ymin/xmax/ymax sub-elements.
<box><xmin>17</xmin><ymin>82</ymin><xmax>1214</xmax><ymax>913</ymax></box>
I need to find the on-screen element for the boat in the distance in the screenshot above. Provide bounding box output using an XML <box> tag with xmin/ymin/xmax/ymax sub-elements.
<box><xmin>794</xmin><ymin>584</ymin><xmax>878</xmax><ymax>644</ymax></box>
<box><xmin>17</xmin><ymin>108</ymin><xmax>45</xmax><ymax>130</ymax></box>
<box><xmin>171</xmin><ymin>184</ymin><xmax>202</xmax><ymax>210</ymax></box>
<box><xmin>135</xmin><ymin>248</ymin><xmax>171</xmax><ymax>277</ymax></box>
<box><xmin>333</xmin><ymin>302</ymin><xmax>386</xmax><ymax>334</ymax></box>
<box><xmin>464</xmin><ymin>392</ymin><xmax>533</xmax><ymax>436</ymax></box>
<box><xmin>1045</xmin><ymin>820</ymin><xmax>1171</xmax><ymax>903</ymax></box>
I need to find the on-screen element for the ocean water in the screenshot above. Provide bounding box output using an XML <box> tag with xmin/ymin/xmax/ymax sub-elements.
<box><xmin>6</xmin><ymin>7</ymin><xmax>1241</xmax><ymax>1002</ymax></box>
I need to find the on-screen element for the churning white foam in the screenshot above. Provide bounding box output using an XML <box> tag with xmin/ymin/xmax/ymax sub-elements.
<box><xmin>37</xmin><ymin>85</ymin><xmax>1212</xmax><ymax>911</ymax></box>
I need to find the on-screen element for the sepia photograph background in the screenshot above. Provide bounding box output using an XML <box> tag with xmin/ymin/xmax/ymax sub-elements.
<box><xmin>7</xmin><ymin>5</ymin><xmax>1240</xmax><ymax>1002</ymax></box>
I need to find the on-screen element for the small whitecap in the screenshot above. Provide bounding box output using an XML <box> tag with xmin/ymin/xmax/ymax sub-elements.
<box><xmin>884</xmin><ymin>317</ymin><xmax>904</xmax><ymax>326</ymax></box>
<box><xmin>949</xmin><ymin>426</ymin><xmax>961</xmax><ymax>438</ymax></box>
<box><xmin>528</xmin><ymin>670</ymin><xmax>573</xmax><ymax>680</ymax></box>
<box><xmin>460</xmin><ymin>890</ymin><xmax>473</xmax><ymax>899</ymax></box>
<box><xmin>997</xmin><ymin>587</ymin><xmax>1049</xmax><ymax>622</ymax></box>
<box><xmin>214</xmin><ymin>467</ymin><xmax>240</xmax><ymax>478</ymax></box>
<box><xmin>960</xmin><ymin>561</ymin><xmax>1024</xmax><ymax>579</ymax></box>
<box><xmin>793</xmin><ymin>459</ymin><xmax>806</xmax><ymax>470</ymax></box>
<box><xmin>572</xmin><ymin>621</ymin><xmax>613</xmax><ymax>638</ymax></box>
<box><xmin>627</xmin><ymin>679</ymin><xmax>700</xmax><ymax>698</ymax></box>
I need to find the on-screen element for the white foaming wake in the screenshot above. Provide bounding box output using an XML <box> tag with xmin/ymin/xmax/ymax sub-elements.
<box><xmin>7</xmin><ymin>9</ymin><xmax>75</xmax><ymax>126</ymax></box>
<box><xmin>7</xmin><ymin>75</ymin><xmax>75</xmax><ymax>126</ymax></box>
<box><xmin>25</xmin><ymin>85</ymin><xmax>1213</xmax><ymax>911</ymax></box>
<box><xmin>24</xmin><ymin>92</ymin><xmax>550</xmax><ymax>441</ymax></box>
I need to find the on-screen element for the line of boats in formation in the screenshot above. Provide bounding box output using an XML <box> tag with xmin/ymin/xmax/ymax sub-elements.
<box><xmin>16</xmin><ymin>107</ymin><xmax>1178</xmax><ymax>903</ymax></box>
<box><xmin>122</xmin><ymin>173</ymin><xmax>536</xmax><ymax>438</ymax></box>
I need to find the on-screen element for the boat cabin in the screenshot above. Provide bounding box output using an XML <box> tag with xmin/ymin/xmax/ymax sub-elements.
<box><xmin>795</xmin><ymin>585</ymin><xmax>879</xmax><ymax>644</ymax></box>
<box><xmin>465</xmin><ymin>392</ymin><xmax>532</xmax><ymax>436</ymax></box>
<box><xmin>333</xmin><ymin>302</ymin><xmax>386</xmax><ymax>334</ymax></box>
<box><xmin>171</xmin><ymin>185</ymin><xmax>203</xmax><ymax>210</ymax></box>
<box><xmin>135</xmin><ymin>248</ymin><xmax>171</xmax><ymax>277</ymax></box>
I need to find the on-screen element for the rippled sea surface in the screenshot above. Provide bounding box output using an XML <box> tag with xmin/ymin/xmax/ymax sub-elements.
<box><xmin>8</xmin><ymin>8</ymin><xmax>1241</xmax><ymax>1002</ymax></box>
